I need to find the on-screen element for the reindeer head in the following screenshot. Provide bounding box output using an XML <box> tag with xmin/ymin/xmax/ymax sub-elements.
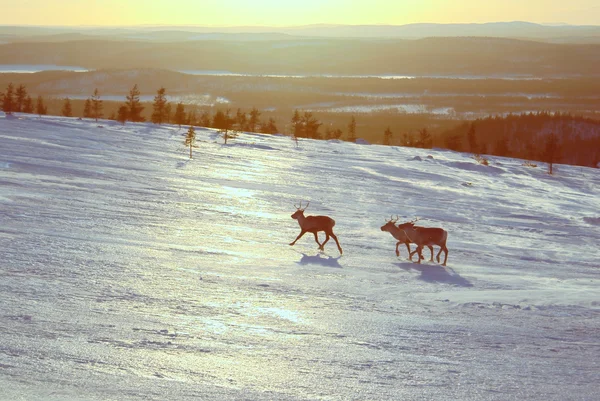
<box><xmin>380</xmin><ymin>215</ymin><xmax>399</xmax><ymax>232</ymax></box>
<box><xmin>291</xmin><ymin>201</ymin><xmax>309</xmax><ymax>220</ymax></box>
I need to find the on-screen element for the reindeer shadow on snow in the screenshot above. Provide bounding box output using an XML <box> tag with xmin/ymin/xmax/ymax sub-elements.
<box><xmin>297</xmin><ymin>252</ymin><xmax>343</xmax><ymax>268</ymax></box>
<box><xmin>395</xmin><ymin>262</ymin><xmax>473</xmax><ymax>287</ymax></box>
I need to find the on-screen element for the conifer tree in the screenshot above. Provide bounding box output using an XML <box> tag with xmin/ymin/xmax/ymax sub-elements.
<box><xmin>151</xmin><ymin>87</ymin><xmax>168</xmax><ymax>124</ymax></box>
<box><xmin>184</xmin><ymin>126</ymin><xmax>196</xmax><ymax>159</ymax></box>
<box><xmin>235</xmin><ymin>108</ymin><xmax>247</xmax><ymax>131</ymax></box>
<box><xmin>117</xmin><ymin>105</ymin><xmax>128</xmax><ymax>125</ymax></box>
<box><xmin>126</xmin><ymin>84</ymin><xmax>144</xmax><ymax>122</ymax></box>
<box><xmin>213</xmin><ymin>109</ymin><xmax>235</xmax><ymax>144</ymax></box>
<box><xmin>262</xmin><ymin>117</ymin><xmax>278</xmax><ymax>134</ymax></box>
<box><xmin>15</xmin><ymin>84</ymin><xmax>27</xmax><ymax>112</ymax></box>
<box><xmin>173</xmin><ymin>102</ymin><xmax>186</xmax><ymax>127</ymax></box>
<box><xmin>61</xmin><ymin>98</ymin><xmax>73</xmax><ymax>117</ymax></box>
<box><xmin>467</xmin><ymin>123</ymin><xmax>477</xmax><ymax>153</ymax></box>
<box><xmin>543</xmin><ymin>132</ymin><xmax>560</xmax><ymax>175</ymax></box>
<box><xmin>417</xmin><ymin>128</ymin><xmax>432</xmax><ymax>148</ymax></box>
<box><xmin>2</xmin><ymin>83</ymin><xmax>14</xmax><ymax>114</ymax></box>
<box><xmin>383</xmin><ymin>127</ymin><xmax>393</xmax><ymax>145</ymax></box>
<box><xmin>22</xmin><ymin>96</ymin><xmax>34</xmax><ymax>114</ymax></box>
<box><xmin>302</xmin><ymin>112</ymin><xmax>322</xmax><ymax>139</ymax></box>
<box><xmin>36</xmin><ymin>96</ymin><xmax>47</xmax><ymax>116</ymax></box>
<box><xmin>91</xmin><ymin>88</ymin><xmax>103</xmax><ymax>122</ymax></box>
<box><xmin>291</xmin><ymin>110</ymin><xmax>302</xmax><ymax>138</ymax></box>
<box><xmin>248</xmin><ymin>107</ymin><xmax>261</xmax><ymax>132</ymax></box>
<box><xmin>347</xmin><ymin>115</ymin><xmax>357</xmax><ymax>142</ymax></box>
<box><xmin>83</xmin><ymin>98</ymin><xmax>92</xmax><ymax>118</ymax></box>
<box><xmin>199</xmin><ymin>111</ymin><xmax>211</xmax><ymax>127</ymax></box>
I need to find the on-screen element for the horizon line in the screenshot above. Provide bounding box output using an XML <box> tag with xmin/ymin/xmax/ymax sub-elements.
<box><xmin>1</xmin><ymin>21</ymin><xmax>598</xmax><ymax>29</ymax></box>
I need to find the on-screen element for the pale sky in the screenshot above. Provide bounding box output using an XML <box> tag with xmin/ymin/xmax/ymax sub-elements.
<box><xmin>2</xmin><ymin>0</ymin><xmax>600</xmax><ymax>26</ymax></box>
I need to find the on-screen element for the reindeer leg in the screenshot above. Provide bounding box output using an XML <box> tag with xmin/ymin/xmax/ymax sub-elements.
<box><xmin>329</xmin><ymin>232</ymin><xmax>343</xmax><ymax>255</ymax></box>
<box><xmin>289</xmin><ymin>230</ymin><xmax>306</xmax><ymax>246</ymax></box>
<box><xmin>314</xmin><ymin>232</ymin><xmax>324</xmax><ymax>250</ymax></box>
<box><xmin>428</xmin><ymin>245</ymin><xmax>434</xmax><ymax>262</ymax></box>
<box><xmin>415</xmin><ymin>246</ymin><xmax>423</xmax><ymax>264</ymax></box>
<box><xmin>395</xmin><ymin>241</ymin><xmax>402</xmax><ymax>257</ymax></box>
<box><xmin>441</xmin><ymin>246</ymin><xmax>448</xmax><ymax>266</ymax></box>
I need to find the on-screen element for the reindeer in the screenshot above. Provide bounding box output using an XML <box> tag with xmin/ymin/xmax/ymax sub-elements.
<box><xmin>397</xmin><ymin>218</ymin><xmax>449</xmax><ymax>266</ymax></box>
<box><xmin>380</xmin><ymin>216</ymin><xmax>432</xmax><ymax>260</ymax></box>
<box><xmin>289</xmin><ymin>202</ymin><xmax>343</xmax><ymax>254</ymax></box>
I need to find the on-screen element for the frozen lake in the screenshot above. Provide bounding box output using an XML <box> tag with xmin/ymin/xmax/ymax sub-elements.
<box><xmin>0</xmin><ymin>113</ymin><xmax>599</xmax><ymax>400</ymax></box>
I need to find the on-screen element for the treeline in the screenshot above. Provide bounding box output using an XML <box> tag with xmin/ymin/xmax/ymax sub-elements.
<box><xmin>0</xmin><ymin>83</ymin><xmax>281</xmax><ymax>134</ymax></box>
<box><xmin>3</xmin><ymin>82</ymin><xmax>599</xmax><ymax>168</ymax></box>
<box><xmin>438</xmin><ymin>112</ymin><xmax>600</xmax><ymax>167</ymax></box>
<box><xmin>0</xmin><ymin>83</ymin><xmax>48</xmax><ymax>116</ymax></box>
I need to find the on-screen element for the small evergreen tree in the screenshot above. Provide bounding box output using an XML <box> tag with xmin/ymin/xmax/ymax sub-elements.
<box><xmin>61</xmin><ymin>98</ymin><xmax>73</xmax><ymax>117</ymax></box>
<box><xmin>15</xmin><ymin>84</ymin><xmax>27</xmax><ymax>112</ymax></box>
<box><xmin>467</xmin><ymin>123</ymin><xmax>477</xmax><ymax>153</ymax></box>
<box><xmin>417</xmin><ymin>128</ymin><xmax>432</xmax><ymax>148</ymax></box>
<box><xmin>543</xmin><ymin>132</ymin><xmax>560</xmax><ymax>175</ymax></box>
<box><xmin>347</xmin><ymin>115</ymin><xmax>357</xmax><ymax>142</ymax></box>
<box><xmin>151</xmin><ymin>87</ymin><xmax>168</xmax><ymax>124</ymax></box>
<box><xmin>22</xmin><ymin>95</ymin><xmax>34</xmax><ymax>114</ymax></box>
<box><xmin>83</xmin><ymin>98</ymin><xmax>92</xmax><ymax>118</ymax></box>
<box><xmin>117</xmin><ymin>105</ymin><xmax>128</xmax><ymax>125</ymax></box>
<box><xmin>173</xmin><ymin>103</ymin><xmax>186</xmax><ymax>127</ymax></box>
<box><xmin>126</xmin><ymin>84</ymin><xmax>144</xmax><ymax>122</ymax></box>
<box><xmin>91</xmin><ymin>88</ymin><xmax>103</xmax><ymax>122</ymax></box>
<box><xmin>383</xmin><ymin>127</ymin><xmax>393</xmax><ymax>145</ymax></box>
<box><xmin>302</xmin><ymin>112</ymin><xmax>321</xmax><ymax>139</ymax></box>
<box><xmin>213</xmin><ymin>109</ymin><xmax>235</xmax><ymax>144</ymax></box>
<box><xmin>184</xmin><ymin>126</ymin><xmax>196</xmax><ymax>159</ymax></box>
<box><xmin>235</xmin><ymin>108</ymin><xmax>247</xmax><ymax>132</ymax></box>
<box><xmin>199</xmin><ymin>111</ymin><xmax>211</xmax><ymax>127</ymax></box>
<box><xmin>248</xmin><ymin>107</ymin><xmax>261</xmax><ymax>132</ymax></box>
<box><xmin>36</xmin><ymin>95</ymin><xmax>47</xmax><ymax>116</ymax></box>
<box><xmin>262</xmin><ymin>117</ymin><xmax>278</xmax><ymax>134</ymax></box>
<box><xmin>291</xmin><ymin>110</ymin><xmax>302</xmax><ymax>138</ymax></box>
<box><xmin>2</xmin><ymin>83</ymin><xmax>14</xmax><ymax>114</ymax></box>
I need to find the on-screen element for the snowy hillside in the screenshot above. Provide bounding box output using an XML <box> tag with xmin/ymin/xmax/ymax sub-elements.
<box><xmin>1</xmin><ymin>113</ymin><xmax>599</xmax><ymax>400</ymax></box>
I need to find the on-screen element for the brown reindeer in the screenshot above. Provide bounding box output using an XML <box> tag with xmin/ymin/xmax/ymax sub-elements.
<box><xmin>380</xmin><ymin>216</ymin><xmax>432</xmax><ymax>260</ymax></box>
<box><xmin>289</xmin><ymin>202</ymin><xmax>343</xmax><ymax>254</ymax></box>
<box><xmin>397</xmin><ymin>219</ymin><xmax>449</xmax><ymax>266</ymax></box>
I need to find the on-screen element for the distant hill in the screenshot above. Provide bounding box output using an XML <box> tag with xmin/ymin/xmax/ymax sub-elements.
<box><xmin>1</xmin><ymin>22</ymin><xmax>600</xmax><ymax>43</ymax></box>
<box><xmin>1</xmin><ymin>37</ymin><xmax>599</xmax><ymax>77</ymax></box>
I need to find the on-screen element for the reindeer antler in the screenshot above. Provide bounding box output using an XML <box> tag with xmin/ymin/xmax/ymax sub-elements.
<box><xmin>410</xmin><ymin>217</ymin><xmax>420</xmax><ymax>224</ymax></box>
<box><xmin>294</xmin><ymin>201</ymin><xmax>310</xmax><ymax>211</ymax></box>
<box><xmin>385</xmin><ymin>215</ymin><xmax>400</xmax><ymax>223</ymax></box>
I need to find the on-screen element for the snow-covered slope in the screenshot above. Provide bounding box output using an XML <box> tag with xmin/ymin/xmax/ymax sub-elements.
<box><xmin>1</xmin><ymin>113</ymin><xmax>599</xmax><ymax>400</ymax></box>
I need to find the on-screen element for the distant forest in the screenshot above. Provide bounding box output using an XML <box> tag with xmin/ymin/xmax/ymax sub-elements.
<box><xmin>438</xmin><ymin>113</ymin><xmax>600</xmax><ymax>167</ymax></box>
<box><xmin>2</xmin><ymin>82</ymin><xmax>599</xmax><ymax>169</ymax></box>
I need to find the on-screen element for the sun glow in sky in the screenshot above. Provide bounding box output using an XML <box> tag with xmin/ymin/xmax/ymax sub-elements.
<box><xmin>3</xmin><ymin>0</ymin><xmax>600</xmax><ymax>26</ymax></box>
